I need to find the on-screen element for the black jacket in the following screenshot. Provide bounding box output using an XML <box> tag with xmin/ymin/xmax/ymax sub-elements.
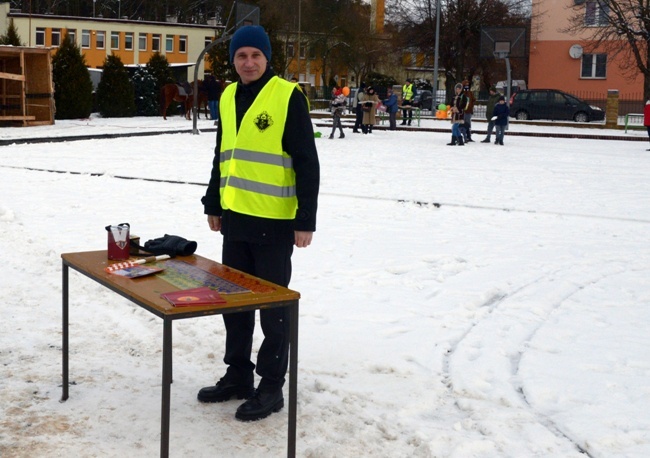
<box><xmin>202</xmin><ymin>68</ymin><xmax>320</xmax><ymax>244</ymax></box>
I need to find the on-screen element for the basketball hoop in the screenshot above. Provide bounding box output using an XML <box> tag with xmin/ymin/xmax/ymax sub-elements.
<box><xmin>493</xmin><ymin>51</ymin><xmax>509</xmax><ymax>59</ymax></box>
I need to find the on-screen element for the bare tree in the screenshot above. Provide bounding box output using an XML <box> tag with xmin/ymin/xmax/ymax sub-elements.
<box><xmin>387</xmin><ymin>0</ymin><xmax>531</xmax><ymax>94</ymax></box>
<box><xmin>563</xmin><ymin>0</ymin><xmax>650</xmax><ymax>99</ymax></box>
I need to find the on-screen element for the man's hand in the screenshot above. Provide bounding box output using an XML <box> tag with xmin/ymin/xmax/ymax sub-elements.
<box><xmin>294</xmin><ymin>231</ymin><xmax>313</xmax><ymax>248</ymax></box>
<box><xmin>207</xmin><ymin>215</ymin><xmax>221</xmax><ymax>232</ymax></box>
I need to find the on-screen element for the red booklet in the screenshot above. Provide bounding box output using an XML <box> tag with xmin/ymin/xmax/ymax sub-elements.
<box><xmin>161</xmin><ymin>287</ymin><xmax>226</xmax><ymax>307</ymax></box>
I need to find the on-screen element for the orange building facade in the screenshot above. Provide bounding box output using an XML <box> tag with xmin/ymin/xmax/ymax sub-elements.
<box><xmin>530</xmin><ymin>0</ymin><xmax>642</xmax><ymax>99</ymax></box>
<box><xmin>0</xmin><ymin>3</ymin><xmax>223</xmax><ymax>80</ymax></box>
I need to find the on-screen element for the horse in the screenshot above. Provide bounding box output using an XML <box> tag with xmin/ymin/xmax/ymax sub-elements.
<box><xmin>160</xmin><ymin>81</ymin><xmax>208</xmax><ymax>120</ymax></box>
<box><xmin>194</xmin><ymin>81</ymin><xmax>209</xmax><ymax>119</ymax></box>
<box><xmin>160</xmin><ymin>83</ymin><xmax>192</xmax><ymax>120</ymax></box>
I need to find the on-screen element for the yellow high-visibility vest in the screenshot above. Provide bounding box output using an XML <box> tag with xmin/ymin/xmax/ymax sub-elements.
<box><xmin>402</xmin><ymin>83</ymin><xmax>414</xmax><ymax>101</ymax></box>
<box><xmin>219</xmin><ymin>76</ymin><xmax>299</xmax><ymax>219</ymax></box>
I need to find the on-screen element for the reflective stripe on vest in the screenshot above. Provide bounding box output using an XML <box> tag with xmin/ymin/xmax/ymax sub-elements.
<box><xmin>219</xmin><ymin>76</ymin><xmax>298</xmax><ymax>219</ymax></box>
<box><xmin>402</xmin><ymin>84</ymin><xmax>414</xmax><ymax>101</ymax></box>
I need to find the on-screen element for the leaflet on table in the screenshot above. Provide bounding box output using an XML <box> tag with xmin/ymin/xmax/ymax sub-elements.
<box><xmin>108</xmin><ymin>265</ymin><xmax>165</xmax><ymax>278</ymax></box>
<box><xmin>160</xmin><ymin>286</ymin><xmax>227</xmax><ymax>306</ymax></box>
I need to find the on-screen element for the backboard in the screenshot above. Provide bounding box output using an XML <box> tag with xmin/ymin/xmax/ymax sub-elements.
<box><xmin>235</xmin><ymin>2</ymin><xmax>260</xmax><ymax>29</ymax></box>
<box><xmin>480</xmin><ymin>27</ymin><xmax>526</xmax><ymax>59</ymax></box>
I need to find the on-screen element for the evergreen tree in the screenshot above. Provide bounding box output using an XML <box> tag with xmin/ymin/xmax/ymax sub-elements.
<box><xmin>146</xmin><ymin>52</ymin><xmax>175</xmax><ymax>94</ymax></box>
<box><xmin>96</xmin><ymin>54</ymin><xmax>136</xmax><ymax>118</ymax></box>
<box><xmin>131</xmin><ymin>66</ymin><xmax>159</xmax><ymax>116</ymax></box>
<box><xmin>51</xmin><ymin>33</ymin><xmax>93</xmax><ymax>119</ymax></box>
<box><xmin>0</xmin><ymin>19</ymin><xmax>23</xmax><ymax>46</ymax></box>
<box><xmin>206</xmin><ymin>35</ymin><xmax>237</xmax><ymax>83</ymax></box>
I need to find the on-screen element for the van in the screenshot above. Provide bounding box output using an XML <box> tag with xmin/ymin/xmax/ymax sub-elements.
<box><xmin>496</xmin><ymin>80</ymin><xmax>527</xmax><ymax>94</ymax></box>
<box><xmin>510</xmin><ymin>89</ymin><xmax>605</xmax><ymax>122</ymax></box>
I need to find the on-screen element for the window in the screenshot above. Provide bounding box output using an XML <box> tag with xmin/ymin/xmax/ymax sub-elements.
<box><xmin>111</xmin><ymin>31</ymin><xmax>120</xmax><ymax>50</ymax></box>
<box><xmin>287</xmin><ymin>43</ymin><xmax>294</xmax><ymax>57</ymax></box>
<box><xmin>179</xmin><ymin>36</ymin><xmax>187</xmax><ymax>53</ymax></box>
<box><xmin>82</xmin><ymin>30</ymin><xmax>90</xmax><ymax>48</ymax></box>
<box><xmin>96</xmin><ymin>31</ymin><xmax>105</xmax><ymax>49</ymax></box>
<box><xmin>585</xmin><ymin>0</ymin><xmax>609</xmax><ymax>26</ymax></box>
<box><xmin>152</xmin><ymin>34</ymin><xmax>161</xmax><ymax>52</ymax></box>
<box><xmin>139</xmin><ymin>33</ymin><xmax>147</xmax><ymax>51</ymax></box>
<box><xmin>581</xmin><ymin>53</ymin><xmax>607</xmax><ymax>78</ymax></box>
<box><xmin>300</xmin><ymin>44</ymin><xmax>306</xmax><ymax>59</ymax></box>
<box><xmin>166</xmin><ymin>35</ymin><xmax>174</xmax><ymax>52</ymax></box>
<box><xmin>66</xmin><ymin>29</ymin><xmax>76</xmax><ymax>45</ymax></box>
<box><xmin>125</xmin><ymin>33</ymin><xmax>133</xmax><ymax>50</ymax></box>
<box><xmin>36</xmin><ymin>28</ymin><xmax>45</xmax><ymax>46</ymax></box>
<box><xmin>51</xmin><ymin>29</ymin><xmax>61</xmax><ymax>47</ymax></box>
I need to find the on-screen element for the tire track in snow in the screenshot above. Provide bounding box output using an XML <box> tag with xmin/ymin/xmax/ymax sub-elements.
<box><xmin>2</xmin><ymin>165</ymin><xmax>649</xmax><ymax>225</ymax></box>
<box><xmin>442</xmin><ymin>266</ymin><xmax>633</xmax><ymax>457</ymax></box>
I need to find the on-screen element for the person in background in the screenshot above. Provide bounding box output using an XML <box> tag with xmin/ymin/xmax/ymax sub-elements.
<box><xmin>382</xmin><ymin>87</ymin><xmax>399</xmax><ymax>130</ymax></box>
<box><xmin>205</xmin><ymin>74</ymin><xmax>222</xmax><ymax>126</ymax></box>
<box><xmin>493</xmin><ymin>95</ymin><xmax>510</xmax><ymax>146</ymax></box>
<box><xmin>360</xmin><ymin>85</ymin><xmax>379</xmax><ymax>134</ymax></box>
<box><xmin>447</xmin><ymin>83</ymin><xmax>466</xmax><ymax>146</ymax></box>
<box><xmin>460</xmin><ymin>79</ymin><xmax>475</xmax><ymax>142</ymax></box>
<box><xmin>353</xmin><ymin>83</ymin><xmax>366</xmax><ymax>133</ymax></box>
<box><xmin>482</xmin><ymin>86</ymin><xmax>500</xmax><ymax>143</ymax></box>
<box><xmin>644</xmin><ymin>99</ymin><xmax>650</xmax><ymax>150</ymax></box>
<box><xmin>400</xmin><ymin>78</ymin><xmax>415</xmax><ymax>126</ymax></box>
<box><xmin>329</xmin><ymin>86</ymin><xmax>346</xmax><ymax>139</ymax></box>
<box><xmin>199</xmin><ymin>25</ymin><xmax>320</xmax><ymax>422</ymax></box>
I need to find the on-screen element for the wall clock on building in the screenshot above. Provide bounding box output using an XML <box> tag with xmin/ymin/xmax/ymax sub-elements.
<box><xmin>569</xmin><ymin>44</ymin><xmax>583</xmax><ymax>59</ymax></box>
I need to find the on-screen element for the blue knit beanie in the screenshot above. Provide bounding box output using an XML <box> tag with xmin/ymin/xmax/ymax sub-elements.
<box><xmin>229</xmin><ymin>25</ymin><xmax>272</xmax><ymax>63</ymax></box>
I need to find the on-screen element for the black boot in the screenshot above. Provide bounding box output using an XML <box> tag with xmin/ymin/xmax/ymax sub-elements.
<box><xmin>447</xmin><ymin>135</ymin><xmax>457</xmax><ymax>146</ymax></box>
<box><xmin>198</xmin><ymin>378</ymin><xmax>255</xmax><ymax>403</ymax></box>
<box><xmin>339</xmin><ymin>131</ymin><xmax>345</xmax><ymax>138</ymax></box>
<box><xmin>481</xmin><ymin>138</ymin><xmax>490</xmax><ymax>143</ymax></box>
<box><xmin>368</xmin><ymin>126</ymin><xmax>373</xmax><ymax>134</ymax></box>
<box><xmin>235</xmin><ymin>389</ymin><xmax>284</xmax><ymax>421</ymax></box>
<box><xmin>457</xmin><ymin>136</ymin><xmax>464</xmax><ymax>146</ymax></box>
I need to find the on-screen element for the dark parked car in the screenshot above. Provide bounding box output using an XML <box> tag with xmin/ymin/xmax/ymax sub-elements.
<box><xmin>510</xmin><ymin>89</ymin><xmax>605</xmax><ymax>122</ymax></box>
<box><xmin>412</xmin><ymin>90</ymin><xmax>433</xmax><ymax>110</ymax></box>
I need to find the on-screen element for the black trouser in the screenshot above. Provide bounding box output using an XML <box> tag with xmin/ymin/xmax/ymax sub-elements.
<box><xmin>221</xmin><ymin>239</ymin><xmax>293</xmax><ymax>392</ymax></box>
<box><xmin>402</xmin><ymin>100</ymin><xmax>413</xmax><ymax>122</ymax></box>
<box><xmin>354</xmin><ymin>104</ymin><xmax>364</xmax><ymax>131</ymax></box>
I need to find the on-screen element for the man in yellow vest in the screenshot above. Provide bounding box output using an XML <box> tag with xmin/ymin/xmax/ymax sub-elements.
<box><xmin>199</xmin><ymin>25</ymin><xmax>320</xmax><ymax>422</ymax></box>
<box><xmin>401</xmin><ymin>78</ymin><xmax>415</xmax><ymax>126</ymax></box>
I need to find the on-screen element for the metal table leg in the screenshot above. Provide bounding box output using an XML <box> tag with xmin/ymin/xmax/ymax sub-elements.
<box><xmin>61</xmin><ymin>262</ymin><xmax>69</xmax><ymax>402</ymax></box>
<box><xmin>287</xmin><ymin>301</ymin><xmax>299</xmax><ymax>457</ymax></box>
<box><xmin>160</xmin><ymin>318</ymin><xmax>172</xmax><ymax>458</ymax></box>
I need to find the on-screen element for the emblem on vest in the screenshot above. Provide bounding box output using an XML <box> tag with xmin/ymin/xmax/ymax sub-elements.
<box><xmin>254</xmin><ymin>111</ymin><xmax>274</xmax><ymax>132</ymax></box>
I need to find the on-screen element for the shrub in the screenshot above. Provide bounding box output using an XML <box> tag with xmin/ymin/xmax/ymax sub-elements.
<box><xmin>0</xmin><ymin>19</ymin><xmax>23</xmax><ymax>45</ymax></box>
<box><xmin>51</xmin><ymin>33</ymin><xmax>93</xmax><ymax>119</ymax></box>
<box><xmin>146</xmin><ymin>52</ymin><xmax>174</xmax><ymax>93</ymax></box>
<box><xmin>96</xmin><ymin>54</ymin><xmax>136</xmax><ymax>118</ymax></box>
<box><xmin>131</xmin><ymin>66</ymin><xmax>158</xmax><ymax>116</ymax></box>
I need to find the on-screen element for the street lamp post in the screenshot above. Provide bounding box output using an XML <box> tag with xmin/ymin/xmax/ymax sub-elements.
<box><xmin>432</xmin><ymin>0</ymin><xmax>441</xmax><ymax>105</ymax></box>
<box><xmin>297</xmin><ymin>0</ymin><xmax>301</xmax><ymax>80</ymax></box>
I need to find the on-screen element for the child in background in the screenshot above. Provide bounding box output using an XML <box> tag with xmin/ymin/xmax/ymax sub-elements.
<box><xmin>493</xmin><ymin>95</ymin><xmax>510</xmax><ymax>146</ymax></box>
<box><xmin>329</xmin><ymin>86</ymin><xmax>346</xmax><ymax>139</ymax></box>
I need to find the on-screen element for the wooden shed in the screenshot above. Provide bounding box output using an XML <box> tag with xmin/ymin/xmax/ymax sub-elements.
<box><xmin>0</xmin><ymin>46</ymin><xmax>54</xmax><ymax>126</ymax></box>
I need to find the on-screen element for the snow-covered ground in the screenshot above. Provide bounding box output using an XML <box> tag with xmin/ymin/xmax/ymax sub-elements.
<box><xmin>1</xmin><ymin>114</ymin><xmax>649</xmax><ymax>457</ymax></box>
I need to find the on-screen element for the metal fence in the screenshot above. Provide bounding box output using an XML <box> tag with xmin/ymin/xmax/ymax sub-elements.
<box><xmin>308</xmin><ymin>86</ymin><xmax>645</xmax><ymax>120</ymax></box>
